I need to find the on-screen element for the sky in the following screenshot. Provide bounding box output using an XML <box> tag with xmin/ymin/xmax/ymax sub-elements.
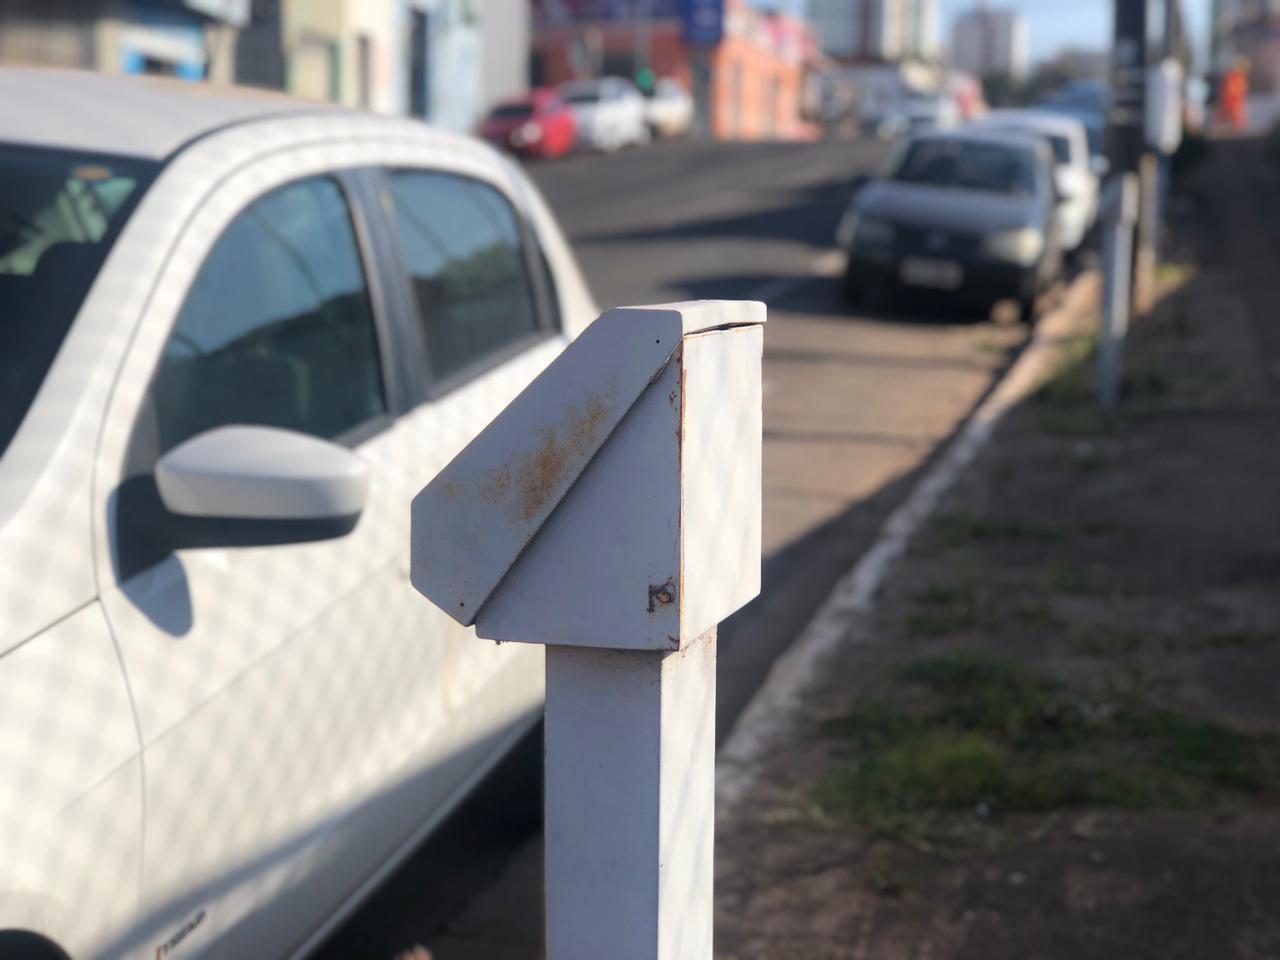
<box><xmin>757</xmin><ymin>1</ymin><xmax>1214</xmax><ymax>69</ymax></box>
<box><xmin>937</xmin><ymin>0</ymin><xmax>1211</xmax><ymax>66</ymax></box>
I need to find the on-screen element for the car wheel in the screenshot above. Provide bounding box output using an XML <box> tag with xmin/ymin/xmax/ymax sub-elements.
<box><xmin>1019</xmin><ymin>294</ymin><xmax>1039</xmax><ymax>325</ymax></box>
<box><xmin>842</xmin><ymin>259</ymin><xmax>862</xmax><ymax>305</ymax></box>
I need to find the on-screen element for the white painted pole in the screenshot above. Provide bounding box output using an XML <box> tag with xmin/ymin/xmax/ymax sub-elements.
<box><xmin>1098</xmin><ymin>174</ymin><xmax>1140</xmax><ymax>408</ymax></box>
<box><xmin>545</xmin><ymin>630</ymin><xmax>716</xmax><ymax>960</ymax></box>
<box><xmin>409</xmin><ymin>301</ymin><xmax>763</xmax><ymax>960</ymax></box>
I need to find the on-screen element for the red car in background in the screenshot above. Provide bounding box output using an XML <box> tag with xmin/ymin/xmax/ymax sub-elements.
<box><xmin>477</xmin><ymin>89</ymin><xmax>577</xmax><ymax>159</ymax></box>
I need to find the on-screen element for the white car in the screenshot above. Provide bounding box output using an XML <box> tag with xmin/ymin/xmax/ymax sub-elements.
<box><xmin>0</xmin><ymin>68</ymin><xmax>597</xmax><ymax>960</ymax></box>
<box><xmin>560</xmin><ymin>77</ymin><xmax>650</xmax><ymax>152</ymax></box>
<box><xmin>971</xmin><ymin>109</ymin><xmax>1099</xmax><ymax>251</ymax></box>
<box><xmin>645</xmin><ymin>78</ymin><xmax>694</xmax><ymax>138</ymax></box>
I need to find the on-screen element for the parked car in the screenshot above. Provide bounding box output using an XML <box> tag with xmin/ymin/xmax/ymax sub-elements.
<box><xmin>645</xmin><ymin>77</ymin><xmax>694</xmax><ymax>138</ymax></box>
<box><xmin>0</xmin><ymin>67</ymin><xmax>598</xmax><ymax>960</ymax></box>
<box><xmin>560</xmin><ymin>76</ymin><xmax>650</xmax><ymax>152</ymax></box>
<box><xmin>476</xmin><ymin>88</ymin><xmax>577</xmax><ymax>159</ymax></box>
<box><xmin>970</xmin><ymin>108</ymin><xmax>1100</xmax><ymax>251</ymax></box>
<box><xmin>836</xmin><ymin>129</ymin><xmax>1065</xmax><ymax>323</ymax></box>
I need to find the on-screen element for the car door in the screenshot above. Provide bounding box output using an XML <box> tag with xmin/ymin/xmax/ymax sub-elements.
<box><xmin>373</xmin><ymin>165</ymin><xmax>562</xmax><ymax>789</ymax></box>
<box><xmin>93</xmin><ymin>165</ymin><xmax>446</xmax><ymax>958</ymax></box>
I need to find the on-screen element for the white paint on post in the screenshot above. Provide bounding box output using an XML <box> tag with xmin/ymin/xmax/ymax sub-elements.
<box><xmin>546</xmin><ymin>630</ymin><xmax>716</xmax><ymax>960</ymax></box>
<box><xmin>1098</xmin><ymin>173</ymin><xmax>1139</xmax><ymax>407</ymax></box>
<box><xmin>410</xmin><ymin>300</ymin><xmax>765</xmax><ymax>960</ymax></box>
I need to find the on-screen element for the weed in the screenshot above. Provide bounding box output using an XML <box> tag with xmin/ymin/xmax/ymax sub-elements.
<box><xmin>1046</xmin><ymin>561</ymin><xmax>1096</xmax><ymax>594</ymax></box>
<box><xmin>1199</xmin><ymin>630</ymin><xmax>1280</xmax><ymax>650</ymax></box>
<box><xmin>868</xmin><ymin>858</ymin><xmax>908</xmax><ymax>897</ymax></box>
<box><xmin>815</xmin><ymin>652</ymin><xmax>1280</xmax><ymax>844</ymax></box>
<box><xmin>1038</xmin><ymin>406</ymin><xmax>1115</xmax><ymax>437</ymax></box>
<box><xmin>906</xmin><ymin>581</ymin><xmax>986</xmax><ymax>637</ymax></box>
<box><xmin>935</xmin><ymin>511</ymin><xmax>1066</xmax><ymax>548</ymax></box>
<box><xmin>1071</xmin><ymin>628</ymin><xmax>1157</xmax><ymax>657</ymax></box>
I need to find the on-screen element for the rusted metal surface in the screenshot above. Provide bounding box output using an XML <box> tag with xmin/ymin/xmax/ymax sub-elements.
<box><xmin>411</xmin><ymin>300</ymin><xmax>765</xmax><ymax>649</ymax></box>
<box><xmin>647</xmin><ymin>578</ymin><xmax>676</xmax><ymax>613</ymax></box>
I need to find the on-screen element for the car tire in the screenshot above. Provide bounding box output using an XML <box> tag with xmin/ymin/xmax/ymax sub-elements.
<box><xmin>842</xmin><ymin>259</ymin><xmax>862</xmax><ymax>305</ymax></box>
<box><xmin>1019</xmin><ymin>294</ymin><xmax>1039</xmax><ymax>325</ymax></box>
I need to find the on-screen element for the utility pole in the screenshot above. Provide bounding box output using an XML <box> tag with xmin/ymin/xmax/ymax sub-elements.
<box><xmin>1111</xmin><ymin>0</ymin><xmax>1151</xmax><ymax>314</ymax></box>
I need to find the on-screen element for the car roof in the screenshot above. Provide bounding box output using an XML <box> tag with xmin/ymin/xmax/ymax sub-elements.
<box><xmin>977</xmin><ymin>108</ymin><xmax>1086</xmax><ymax>137</ymax></box>
<box><xmin>912</xmin><ymin>127</ymin><xmax>1050</xmax><ymax>156</ymax></box>
<box><xmin>0</xmin><ymin>67</ymin><xmax>351</xmax><ymax>161</ymax></box>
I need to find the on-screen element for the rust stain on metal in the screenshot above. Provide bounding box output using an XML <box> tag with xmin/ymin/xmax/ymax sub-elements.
<box><xmin>476</xmin><ymin>464</ymin><xmax>512</xmax><ymax>505</ymax></box>
<box><xmin>511</xmin><ymin>390</ymin><xmax>614</xmax><ymax>523</ymax></box>
<box><xmin>648</xmin><ymin>577</ymin><xmax>675</xmax><ymax>613</ymax></box>
<box><xmin>441</xmin><ymin>478</ymin><xmax>464</xmax><ymax>502</ymax></box>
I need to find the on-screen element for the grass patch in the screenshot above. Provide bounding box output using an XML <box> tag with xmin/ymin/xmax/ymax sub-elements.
<box><xmin>1199</xmin><ymin>629</ymin><xmax>1280</xmax><ymax>650</ymax></box>
<box><xmin>1037</xmin><ymin>406</ymin><xmax>1115</xmax><ymax>437</ymax></box>
<box><xmin>1046</xmin><ymin>561</ymin><xmax>1097</xmax><ymax>594</ymax></box>
<box><xmin>935</xmin><ymin>510</ymin><xmax>1067</xmax><ymax>548</ymax></box>
<box><xmin>905</xmin><ymin>580</ymin><xmax>986</xmax><ymax>637</ymax></box>
<box><xmin>1071</xmin><ymin>627</ymin><xmax>1159</xmax><ymax>657</ymax></box>
<box><xmin>1156</xmin><ymin>262</ymin><xmax>1196</xmax><ymax>289</ymax></box>
<box><xmin>816</xmin><ymin>652</ymin><xmax>1280</xmax><ymax>845</ymax></box>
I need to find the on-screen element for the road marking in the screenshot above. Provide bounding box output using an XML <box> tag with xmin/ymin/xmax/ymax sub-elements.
<box><xmin>717</xmin><ymin>271</ymin><xmax>1102</xmax><ymax>811</ymax></box>
<box><xmin>746</xmin><ymin>250</ymin><xmax>845</xmax><ymax>305</ymax></box>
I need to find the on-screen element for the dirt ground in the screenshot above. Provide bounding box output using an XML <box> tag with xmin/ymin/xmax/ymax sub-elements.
<box><xmin>714</xmin><ymin>140</ymin><xmax>1280</xmax><ymax>960</ymax></box>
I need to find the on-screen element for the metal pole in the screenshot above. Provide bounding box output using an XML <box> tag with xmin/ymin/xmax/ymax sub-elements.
<box><xmin>545</xmin><ymin>631</ymin><xmax>716</xmax><ymax>960</ymax></box>
<box><xmin>1098</xmin><ymin>174</ymin><xmax>1140</xmax><ymax>407</ymax></box>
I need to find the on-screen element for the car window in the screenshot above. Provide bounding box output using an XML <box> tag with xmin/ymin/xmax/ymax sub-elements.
<box><xmin>151</xmin><ymin>176</ymin><xmax>386</xmax><ymax>454</ymax></box>
<box><xmin>491</xmin><ymin>104</ymin><xmax>534</xmax><ymax>120</ymax></box>
<box><xmin>0</xmin><ymin>147</ymin><xmax>156</xmax><ymax>458</ymax></box>
<box><xmin>386</xmin><ymin>170</ymin><xmax>543</xmax><ymax>386</ymax></box>
<box><xmin>892</xmin><ymin>140</ymin><xmax>1036</xmax><ymax>195</ymax></box>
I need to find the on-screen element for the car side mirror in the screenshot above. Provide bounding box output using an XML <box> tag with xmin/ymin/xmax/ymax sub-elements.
<box><xmin>1091</xmin><ymin>155</ymin><xmax>1111</xmax><ymax>178</ymax></box>
<box><xmin>156</xmin><ymin>424</ymin><xmax>369</xmax><ymax>523</ymax></box>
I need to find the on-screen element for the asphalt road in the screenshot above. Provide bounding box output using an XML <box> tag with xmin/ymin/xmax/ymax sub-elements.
<box><xmin>315</xmin><ymin>136</ymin><xmax>1032</xmax><ymax>960</ymax></box>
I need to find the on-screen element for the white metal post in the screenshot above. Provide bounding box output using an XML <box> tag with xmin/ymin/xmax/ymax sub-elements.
<box><xmin>409</xmin><ymin>301</ymin><xmax>765</xmax><ymax>960</ymax></box>
<box><xmin>1098</xmin><ymin>174</ymin><xmax>1140</xmax><ymax>408</ymax></box>
<box><xmin>545</xmin><ymin>630</ymin><xmax>716</xmax><ymax>960</ymax></box>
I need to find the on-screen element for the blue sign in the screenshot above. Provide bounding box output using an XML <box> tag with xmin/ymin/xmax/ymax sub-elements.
<box><xmin>682</xmin><ymin>0</ymin><xmax>724</xmax><ymax>47</ymax></box>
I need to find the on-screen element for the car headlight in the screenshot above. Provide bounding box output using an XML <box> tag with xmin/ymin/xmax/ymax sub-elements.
<box><xmin>985</xmin><ymin>227</ymin><xmax>1044</xmax><ymax>265</ymax></box>
<box><xmin>854</xmin><ymin>217</ymin><xmax>895</xmax><ymax>247</ymax></box>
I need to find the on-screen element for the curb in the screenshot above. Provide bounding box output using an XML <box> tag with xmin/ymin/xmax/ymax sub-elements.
<box><xmin>717</xmin><ymin>272</ymin><xmax>1103</xmax><ymax>811</ymax></box>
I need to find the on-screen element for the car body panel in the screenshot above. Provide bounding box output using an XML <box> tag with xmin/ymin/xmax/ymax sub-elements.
<box><xmin>840</xmin><ymin>130</ymin><xmax>1062</xmax><ymax>308</ymax></box>
<box><xmin>561</xmin><ymin>78</ymin><xmax>649</xmax><ymax>152</ymax></box>
<box><xmin>0</xmin><ymin>603</ymin><xmax>142</xmax><ymax>958</ymax></box>
<box><xmin>477</xmin><ymin>89</ymin><xmax>577</xmax><ymax>159</ymax></box>
<box><xmin>0</xmin><ymin>74</ymin><xmax>598</xmax><ymax>959</ymax></box>
<box><xmin>972</xmin><ymin>109</ymin><xmax>1098</xmax><ymax>250</ymax></box>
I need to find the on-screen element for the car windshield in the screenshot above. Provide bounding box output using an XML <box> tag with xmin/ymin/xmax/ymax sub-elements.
<box><xmin>563</xmin><ymin>89</ymin><xmax>601</xmax><ymax>104</ymax></box>
<box><xmin>491</xmin><ymin>103</ymin><xmax>535</xmax><ymax>119</ymax></box>
<box><xmin>892</xmin><ymin>139</ymin><xmax>1036</xmax><ymax>195</ymax></box>
<box><xmin>0</xmin><ymin>146</ymin><xmax>156</xmax><ymax>458</ymax></box>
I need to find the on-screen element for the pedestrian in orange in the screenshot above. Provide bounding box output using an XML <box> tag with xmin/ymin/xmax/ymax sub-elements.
<box><xmin>1219</xmin><ymin>57</ymin><xmax>1250</xmax><ymax>132</ymax></box>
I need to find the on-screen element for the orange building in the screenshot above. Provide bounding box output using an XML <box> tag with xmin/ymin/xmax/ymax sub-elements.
<box><xmin>531</xmin><ymin>0</ymin><xmax>822</xmax><ymax>141</ymax></box>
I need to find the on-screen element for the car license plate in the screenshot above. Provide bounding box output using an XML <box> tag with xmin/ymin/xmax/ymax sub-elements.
<box><xmin>899</xmin><ymin>257</ymin><xmax>963</xmax><ymax>290</ymax></box>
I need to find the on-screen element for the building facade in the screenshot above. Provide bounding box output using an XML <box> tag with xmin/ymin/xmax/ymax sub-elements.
<box><xmin>0</xmin><ymin>0</ymin><xmax>244</xmax><ymax>82</ymax></box>
<box><xmin>0</xmin><ymin>0</ymin><xmax>526</xmax><ymax>130</ymax></box>
<box><xmin>950</xmin><ymin>4</ymin><xmax>1027</xmax><ymax>81</ymax></box>
<box><xmin>808</xmin><ymin>0</ymin><xmax>937</xmax><ymax>63</ymax></box>
<box><xmin>531</xmin><ymin>0</ymin><xmax>822</xmax><ymax>141</ymax></box>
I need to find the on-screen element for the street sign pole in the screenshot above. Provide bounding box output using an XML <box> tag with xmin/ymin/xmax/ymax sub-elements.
<box><xmin>1110</xmin><ymin>0</ymin><xmax>1148</xmax><ymax>313</ymax></box>
<box><xmin>1098</xmin><ymin>174</ymin><xmax>1140</xmax><ymax>407</ymax></box>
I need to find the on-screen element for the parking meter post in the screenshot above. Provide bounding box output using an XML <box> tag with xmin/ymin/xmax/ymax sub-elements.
<box><xmin>410</xmin><ymin>300</ymin><xmax>765</xmax><ymax>960</ymax></box>
<box><xmin>1099</xmin><ymin>174</ymin><xmax>1139</xmax><ymax>408</ymax></box>
<box><xmin>545</xmin><ymin>629</ymin><xmax>717</xmax><ymax>959</ymax></box>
